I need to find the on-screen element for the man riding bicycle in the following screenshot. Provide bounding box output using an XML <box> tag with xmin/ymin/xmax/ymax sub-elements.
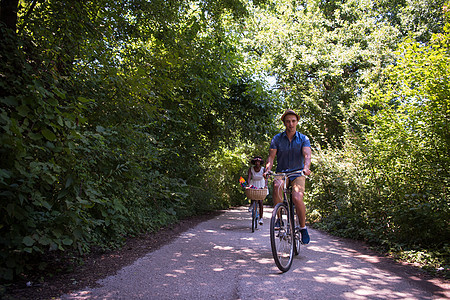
<box><xmin>263</xmin><ymin>109</ymin><xmax>312</xmax><ymax>244</ymax></box>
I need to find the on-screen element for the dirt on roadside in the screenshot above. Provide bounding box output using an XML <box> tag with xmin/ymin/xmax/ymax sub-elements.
<box><xmin>2</xmin><ymin>211</ymin><xmax>221</xmax><ymax>300</ymax></box>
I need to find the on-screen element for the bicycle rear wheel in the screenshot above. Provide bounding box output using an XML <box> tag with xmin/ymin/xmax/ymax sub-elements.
<box><xmin>270</xmin><ymin>202</ymin><xmax>294</xmax><ymax>272</ymax></box>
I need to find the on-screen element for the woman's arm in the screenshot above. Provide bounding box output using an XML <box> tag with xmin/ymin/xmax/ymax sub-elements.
<box><xmin>247</xmin><ymin>167</ymin><xmax>253</xmax><ymax>184</ymax></box>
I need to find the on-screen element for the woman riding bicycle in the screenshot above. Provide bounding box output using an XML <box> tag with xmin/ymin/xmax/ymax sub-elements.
<box><xmin>263</xmin><ymin>109</ymin><xmax>312</xmax><ymax>244</ymax></box>
<box><xmin>247</xmin><ymin>156</ymin><xmax>268</xmax><ymax>225</ymax></box>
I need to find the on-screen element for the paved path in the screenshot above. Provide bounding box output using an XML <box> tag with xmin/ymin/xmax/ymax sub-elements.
<box><xmin>60</xmin><ymin>207</ymin><xmax>449</xmax><ymax>299</ymax></box>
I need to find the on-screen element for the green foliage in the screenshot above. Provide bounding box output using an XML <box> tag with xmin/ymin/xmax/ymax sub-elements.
<box><xmin>373</xmin><ymin>0</ymin><xmax>447</xmax><ymax>42</ymax></box>
<box><xmin>243</xmin><ymin>0</ymin><xmax>404</xmax><ymax>148</ymax></box>
<box><xmin>306</xmin><ymin>5</ymin><xmax>450</xmax><ymax>272</ymax></box>
<box><xmin>0</xmin><ymin>0</ymin><xmax>277</xmax><ymax>281</ymax></box>
<box><xmin>359</xmin><ymin>16</ymin><xmax>450</xmax><ymax>247</ymax></box>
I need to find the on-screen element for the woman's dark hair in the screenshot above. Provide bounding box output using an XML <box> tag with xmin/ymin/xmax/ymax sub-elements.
<box><xmin>250</xmin><ymin>156</ymin><xmax>264</xmax><ymax>165</ymax></box>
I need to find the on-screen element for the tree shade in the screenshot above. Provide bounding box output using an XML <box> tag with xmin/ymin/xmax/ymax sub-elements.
<box><xmin>0</xmin><ymin>0</ymin><xmax>448</xmax><ymax>280</ymax></box>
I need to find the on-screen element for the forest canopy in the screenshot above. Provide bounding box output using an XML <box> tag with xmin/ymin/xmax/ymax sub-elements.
<box><xmin>0</xmin><ymin>0</ymin><xmax>448</xmax><ymax>280</ymax></box>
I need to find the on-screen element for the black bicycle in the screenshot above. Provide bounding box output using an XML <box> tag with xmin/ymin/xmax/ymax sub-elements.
<box><xmin>267</xmin><ymin>170</ymin><xmax>304</xmax><ymax>272</ymax></box>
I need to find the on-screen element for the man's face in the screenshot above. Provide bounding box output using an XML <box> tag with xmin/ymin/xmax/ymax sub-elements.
<box><xmin>283</xmin><ymin>114</ymin><xmax>298</xmax><ymax>132</ymax></box>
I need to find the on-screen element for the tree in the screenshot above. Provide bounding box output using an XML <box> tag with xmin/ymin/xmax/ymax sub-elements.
<box><xmin>360</xmin><ymin>11</ymin><xmax>450</xmax><ymax>245</ymax></box>
<box><xmin>307</xmin><ymin>3</ymin><xmax>449</xmax><ymax>269</ymax></box>
<box><xmin>241</xmin><ymin>0</ymin><xmax>402</xmax><ymax>148</ymax></box>
<box><xmin>0</xmin><ymin>0</ymin><xmax>275</xmax><ymax>280</ymax></box>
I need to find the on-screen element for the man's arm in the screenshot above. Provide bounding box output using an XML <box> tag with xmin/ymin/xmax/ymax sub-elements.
<box><xmin>303</xmin><ymin>146</ymin><xmax>312</xmax><ymax>176</ymax></box>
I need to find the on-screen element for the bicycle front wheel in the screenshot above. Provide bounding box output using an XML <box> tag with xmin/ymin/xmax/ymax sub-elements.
<box><xmin>251</xmin><ymin>201</ymin><xmax>257</xmax><ymax>232</ymax></box>
<box><xmin>270</xmin><ymin>203</ymin><xmax>294</xmax><ymax>272</ymax></box>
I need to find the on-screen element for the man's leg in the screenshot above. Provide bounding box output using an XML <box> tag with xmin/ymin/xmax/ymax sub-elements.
<box><xmin>272</xmin><ymin>179</ymin><xmax>284</xmax><ymax>205</ymax></box>
<box><xmin>291</xmin><ymin>176</ymin><xmax>306</xmax><ymax>225</ymax></box>
<box><xmin>272</xmin><ymin>179</ymin><xmax>285</xmax><ymax>228</ymax></box>
<box><xmin>291</xmin><ymin>176</ymin><xmax>310</xmax><ymax>244</ymax></box>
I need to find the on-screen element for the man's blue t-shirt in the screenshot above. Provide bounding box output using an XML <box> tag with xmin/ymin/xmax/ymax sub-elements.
<box><xmin>270</xmin><ymin>131</ymin><xmax>311</xmax><ymax>174</ymax></box>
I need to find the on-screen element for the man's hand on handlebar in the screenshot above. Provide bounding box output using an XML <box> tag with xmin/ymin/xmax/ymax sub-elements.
<box><xmin>303</xmin><ymin>168</ymin><xmax>311</xmax><ymax>176</ymax></box>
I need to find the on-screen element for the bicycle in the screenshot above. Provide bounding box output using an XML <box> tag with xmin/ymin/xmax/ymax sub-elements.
<box><xmin>245</xmin><ymin>188</ymin><xmax>267</xmax><ymax>233</ymax></box>
<box><xmin>267</xmin><ymin>170</ymin><xmax>305</xmax><ymax>272</ymax></box>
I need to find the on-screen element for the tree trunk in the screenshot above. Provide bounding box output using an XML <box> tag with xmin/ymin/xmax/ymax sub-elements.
<box><xmin>0</xmin><ymin>0</ymin><xmax>19</xmax><ymax>33</ymax></box>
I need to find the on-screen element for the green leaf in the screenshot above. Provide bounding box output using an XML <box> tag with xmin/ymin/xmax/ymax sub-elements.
<box><xmin>57</xmin><ymin>189</ymin><xmax>69</xmax><ymax>200</ymax></box>
<box><xmin>41</xmin><ymin>129</ymin><xmax>57</xmax><ymax>141</ymax></box>
<box><xmin>38</xmin><ymin>236</ymin><xmax>51</xmax><ymax>246</ymax></box>
<box><xmin>0</xmin><ymin>96</ymin><xmax>18</xmax><ymax>106</ymax></box>
<box><xmin>78</xmin><ymin>96</ymin><xmax>92</xmax><ymax>103</ymax></box>
<box><xmin>28</xmin><ymin>132</ymin><xmax>43</xmax><ymax>140</ymax></box>
<box><xmin>65</xmin><ymin>176</ymin><xmax>74</xmax><ymax>188</ymax></box>
<box><xmin>17</xmin><ymin>105</ymin><xmax>30</xmax><ymax>117</ymax></box>
<box><xmin>41</xmin><ymin>200</ymin><xmax>52</xmax><ymax>210</ymax></box>
<box><xmin>47</xmin><ymin>97</ymin><xmax>58</xmax><ymax>106</ymax></box>
<box><xmin>23</xmin><ymin>236</ymin><xmax>35</xmax><ymax>247</ymax></box>
<box><xmin>62</xmin><ymin>238</ymin><xmax>73</xmax><ymax>245</ymax></box>
<box><xmin>0</xmin><ymin>169</ymin><xmax>11</xmax><ymax>179</ymax></box>
<box><xmin>52</xmin><ymin>229</ymin><xmax>63</xmax><ymax>238</ymax></box>
<box><xmin>53</xmin><ymin>87</ymin><xmax>66</xmax><ymax>99</ymax></box>
<box><xmin>10</xmin><ymin>118</ymin><xmax>22</xmax><ymax>136</ymax></box>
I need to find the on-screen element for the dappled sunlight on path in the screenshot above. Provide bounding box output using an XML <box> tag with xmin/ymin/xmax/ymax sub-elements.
<box><xmin>61</xmin><ymin>206</ymin><xmax>448</xmax><ymax>299</ymax></box>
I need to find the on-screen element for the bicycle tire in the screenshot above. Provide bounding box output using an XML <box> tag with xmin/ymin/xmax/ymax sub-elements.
<box><xmin>292</xmin><ymin>204</ymin><xmax>301</xmax><ymax>255</ymax></box>
<box><xmin>270</xmin><ymin>202</ymin><xmax>294</xmax><ymax>272</ymax></box>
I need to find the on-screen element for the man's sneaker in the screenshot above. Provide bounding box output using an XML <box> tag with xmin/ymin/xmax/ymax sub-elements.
<box><xmin>274</xmin><ymin>219</ymin><xmax>280</xmax><ymax>229</ymax></box>
<box><xmin>259</xmin><ymin>218</ymin><xmax>263</xmax><ymax>225</ymax></box>
<box><xmin>300</xmin><ymin>228</ymin><xmax>310</xmax><ymax>244</ymax></box>
<box><xmin>274</xmin><ymin>219</ymin><xmax>284</xmax><ymax>229</ymax></box>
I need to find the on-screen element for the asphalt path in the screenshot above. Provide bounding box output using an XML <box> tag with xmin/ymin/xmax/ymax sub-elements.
<box><xmin>60</xmin><ymin>207</ymin><xmax>449</xmax><ymax>300</ymax></box>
